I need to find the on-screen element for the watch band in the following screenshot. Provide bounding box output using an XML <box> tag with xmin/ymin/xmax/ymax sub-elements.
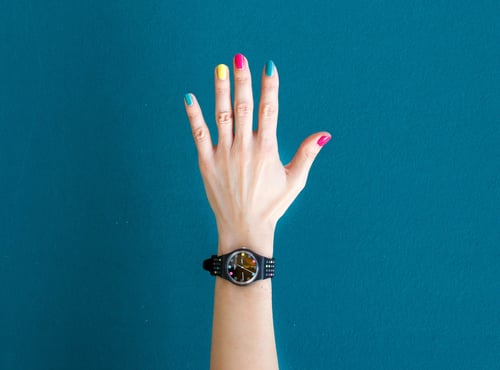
<box><xmin>203</xmin><ymin>255</ymin><xmax>223</xmax><ymax>276</ymax></box>
<box><xmin>203</xmin><ymin>248</ymin><xmax>275</xmax><ymax>285</ymax></box>
<box><xmin>263</xmin><ymin>256</ymin><xmax>276</xmax><ymax>279</ymax></box>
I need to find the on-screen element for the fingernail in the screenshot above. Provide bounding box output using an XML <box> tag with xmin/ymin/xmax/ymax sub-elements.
<box><xmin>235</xmin><ymin>53</ymin><xmax>245</xmax><ymax>70</ymax></box>
<box><xmin>317</xmin><ymin>135</ymin><xmax>332</xmax><ymax>147</ymax></box>
<box><xmin>265</xmin><ymin>60</ymin><xmax>274</xmax><ymax>77</ymax></box>
<box><xmin>184</xmin><ymin>93</ymin><xmax>193</xmax><ymax>106</ymax></box>
<box><xmin>216</xmin><ymin>64</ymin><xmax>228</xmax><ymax>80</ymax></box>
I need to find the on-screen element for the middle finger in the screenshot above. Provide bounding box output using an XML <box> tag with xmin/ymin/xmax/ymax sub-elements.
<box><xmin>233</xmin><ymin>53</ymin><xmax>254</xmax><ymax>145</ymax></box>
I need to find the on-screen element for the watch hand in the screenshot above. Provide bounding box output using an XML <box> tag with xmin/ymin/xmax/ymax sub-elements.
<box><xmin>236</xmin><ymin>264</ymin><xmax>255</xmax><ymax>275</ymax></box>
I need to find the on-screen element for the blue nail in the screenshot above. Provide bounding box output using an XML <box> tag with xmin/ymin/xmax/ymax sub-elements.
<box><xmin>265</xmin><ymin>60</ymin><xmax>274</xmax><ymax>77</ymax></box>
<box><xmin>184</xmin><ymin>93</ymin><xmax>193</xmax><ymax>106</ymax></box>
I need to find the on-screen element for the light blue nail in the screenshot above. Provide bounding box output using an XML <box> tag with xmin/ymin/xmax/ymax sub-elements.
<box><xmin>265</xmin><ymin>60</ymin><xmax>274</xmax><ymax>77</ymax></box>
<box><xmin>184</xmin><ymin>93</ymin><xmax>193</xmax><ymax>106</ymax></box>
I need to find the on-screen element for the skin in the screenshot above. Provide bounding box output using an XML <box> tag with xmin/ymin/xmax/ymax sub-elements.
<box><xmin>184</xmin><ymin>54</ymin><xmax>330</xmax><ymax>370</ymax></box>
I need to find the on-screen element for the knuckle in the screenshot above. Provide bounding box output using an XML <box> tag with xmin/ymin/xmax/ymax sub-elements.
<box><xmin>287</xmin><ymin>174</ymin><xmax>307</xmax><ymax>195</ymax></box>
<box><xmin>216</xmin><ymin>111</ymin><xmax>233</xmax><ymax>125</ymax></box>
<box><xmin>192</xmin><ymin>126</ymin><xmax>208</xmax><ymax>143</ymax></box>
<box><xmin>215</xmin><ymin>86</ymin><xmax>228</xmax><ymax>96</ymax></box>
<box><xmin>260</xmin><ymin>103</ymin><xmax>277</xmax><ymax>118</ymax></box>
<box><xmin>258</xmin><ymin>135</ymin><xmax>277</xmax><ymax>153</ymax></box>
<box><xmin>198</xmin><ymin>157</ymin><xmax>212</xmax><ymax>173</ymax></box>
<box><xmin>235</xmin><ymin>102</ymin><xmax>252</xmax><ymax>117</ymax></box>
<box><xmin>296</xmin><ymin>176</ymin><xmax>307</xmax><ymax>192</ymax></box>
<box><xmin>186</xmin><ymin>109</ymin><xmax>200</xmax><ymax>120</ymax></box>
<box><xmin>261</xmin><ymin>84</ymin><xmax>278</xmax><ymax>95</ymax></box>
<box><xmin>237</xmin><ymin>150</ymin><xmax>251</xmax><ymax>167</ymax></box>
<box><xmin>303</xmin><ymin>148</ymin><xmax>318</xmax><ymax>163</ymax></box>
<box><xmin>234</xmin><ymin>74</ymin><xmax>249</xmax><ymax>84</ymax></box>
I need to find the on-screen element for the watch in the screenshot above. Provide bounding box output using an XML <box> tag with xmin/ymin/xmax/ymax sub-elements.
<box><xmin>202</xmin><ymin>248</ymin><xmax>275</xmax><ymax>286</ymax></box>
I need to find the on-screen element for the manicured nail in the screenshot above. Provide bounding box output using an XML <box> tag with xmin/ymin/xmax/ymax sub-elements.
<box><xmin>265</xmin><ymin>60</ymin><xmax>274</xmax><ymax>77</ymax></box>
<box><xmin>216</xmin><ymin>64</ymin><xmax>228</xmax><ymax>80</ymax></box>
<box><xmin>184</xmin><ymin>93</ymin><xmax>193</xmax><ymax>106</ymax></box>
<box><xmin>235</xmin><ymin>53</ymin><xmax>245</xmax><ymax>70</ymax></box>
<box><xmin>317</xmin><ymin>135</ymin><xmax>332</xmax><ymax>147</ymax></box>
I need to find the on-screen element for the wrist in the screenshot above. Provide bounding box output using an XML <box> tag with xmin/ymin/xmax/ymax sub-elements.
<box><xmin>216</xmin><ymin>222</ymin><xmax>275</xmax><ymax>257</ymax></box>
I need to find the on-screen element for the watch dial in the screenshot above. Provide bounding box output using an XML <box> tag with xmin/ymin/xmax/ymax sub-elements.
<box><xmin>226</xmin><ymin>250</ymin><xmax>258</xmax><ymax>285</ymax></box>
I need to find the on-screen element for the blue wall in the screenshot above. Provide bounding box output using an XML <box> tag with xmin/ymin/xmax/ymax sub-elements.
<box><xmin>1</xmin><ymin>1</ymin><xmax>499</xmax><ymax>369</ymax></box>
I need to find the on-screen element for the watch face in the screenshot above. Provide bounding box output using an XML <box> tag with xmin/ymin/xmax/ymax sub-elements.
<box><xmin>226</xmin><ymin>250</ymin><xmax>259</xmax><ymax>285</ymax></box>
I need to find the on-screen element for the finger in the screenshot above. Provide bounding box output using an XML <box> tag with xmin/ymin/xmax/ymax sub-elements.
<box><xmin>257</xmin><ymin>60</ymin><xmax>279</xmax><ymax>148</ymax></box>
<box><xmin>232</xmin><ymin>53</ymin><xmax>254</xmax><ymax>143</ymax></box>
<box><xmin>184</xmin><ymin>93</ymin><xmax>214</xmax><ymax>166</ymax></box>
<box><xmin>214</xmin><ymin>64</ymin><xmax>233</xmax><ymax>149</ymax></box>
<box><xmin>285</xmin><ymin>132</ymin><xmax>332</xmax><ymax>192</ymax></box>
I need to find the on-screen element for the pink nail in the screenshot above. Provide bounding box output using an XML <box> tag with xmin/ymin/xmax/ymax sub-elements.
<box><xmin>235</xmin><ymin>53</ymin><xmax>245</xmax><ymax>70</ymax></box>
<box><xmin>317</xmin><ymin>135</ymin><xmax>332</xmax><ymax>147</ymax></box>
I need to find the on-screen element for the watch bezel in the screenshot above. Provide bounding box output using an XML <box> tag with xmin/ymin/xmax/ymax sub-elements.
<box><xmin>225</xmin><ymin>249</ymin><xmax>259</xmax><ymax>286</ymax></box>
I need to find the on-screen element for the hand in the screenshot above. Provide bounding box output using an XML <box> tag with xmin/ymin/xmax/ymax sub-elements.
<box><xmin>184</xmin><ymin>54</ymin><xmax>331</xmax><ymax>257</ymax></box>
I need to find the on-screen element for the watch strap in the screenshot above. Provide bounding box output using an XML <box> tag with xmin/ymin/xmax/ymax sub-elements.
<box><xmin>262</xmin><ymin>257</ymin><xmax>275</xmax><ymax>279</ymax></box>
<box><xmin>203</xmin><ymin>255</ymin><xmax>222</xmax><ymax>276</ymax></box>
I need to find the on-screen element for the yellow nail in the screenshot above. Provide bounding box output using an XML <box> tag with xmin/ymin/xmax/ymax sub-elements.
<box><xmin>216</xmin><ymin>64</ymin><xmax>228</xmax><ymax>80</ymax></box>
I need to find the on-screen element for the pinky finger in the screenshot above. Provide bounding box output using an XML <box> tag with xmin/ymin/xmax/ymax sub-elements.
<box><xmin>184</xmin><ymin>93</ymin><xmax>214</xmax><ymax>165</ymax></box>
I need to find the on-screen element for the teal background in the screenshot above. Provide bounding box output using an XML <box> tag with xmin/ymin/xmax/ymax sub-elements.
<box><xmin>1</xmin><ymin>1</ymin><xmax>499</xmax><ymax>369</ymax></box>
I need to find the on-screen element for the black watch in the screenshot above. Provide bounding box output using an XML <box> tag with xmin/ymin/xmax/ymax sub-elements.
<box><xmin>202</xmin><ymin>248</ymin><xmax>275</xmax><ymax>286</ymax></box>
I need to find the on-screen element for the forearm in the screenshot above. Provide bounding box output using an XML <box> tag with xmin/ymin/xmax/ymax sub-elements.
<box><xmin>210</xmin><ymin>278</ymin><xmax>278</xmax><ymax>370</ymax></box>
<box><xmin>210</xmin><ymin>232</ymin><xmax>278</xmax><ymax>370</ymax></box>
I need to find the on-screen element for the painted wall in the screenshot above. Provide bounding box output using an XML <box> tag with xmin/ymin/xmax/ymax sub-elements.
<box><xmin>1</xmin><ymin>1</ymin><xmax>498</xmax><ymax>369</ymax></box>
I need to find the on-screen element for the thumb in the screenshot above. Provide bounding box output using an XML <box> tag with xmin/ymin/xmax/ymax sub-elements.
<box><xmin>285</xmin><ymin>132</ymin><xmax>332</xmax><ymax>191</ymax></box>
